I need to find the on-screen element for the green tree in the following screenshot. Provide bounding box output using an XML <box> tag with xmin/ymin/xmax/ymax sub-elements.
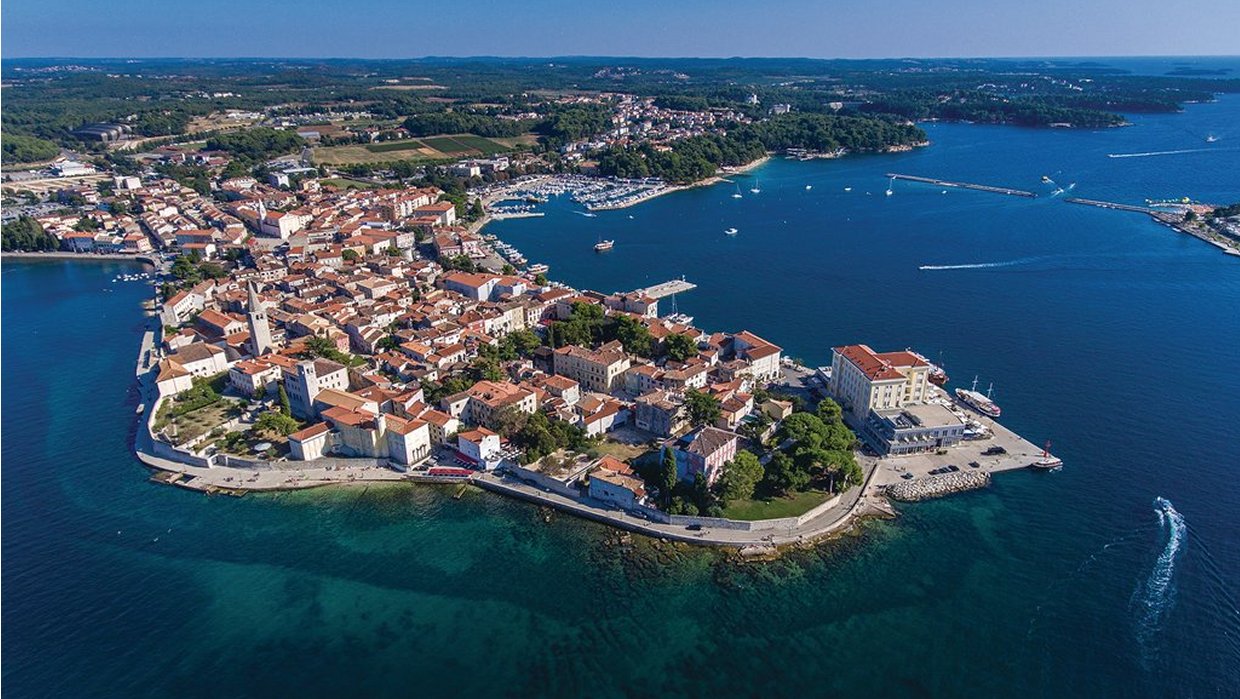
<box><xmin>816</xmin><ymin>398</ymin><xmax>844</xmax><ymax>424</ymax></box>
<box><xmin>659</xmin><ymin>447</ymin><xmax>679</xmax><ymax>508</ymax></box>
<box><xmin>1</xmin><ymin>216</ymin><xmax>59</xmax><ymax>252</ymax></box>
<box><xmin>761</xmin><ymin>451</ymin><xmax>810</xmax><ymax>495</ymax></box>
<box><xmin>255</xmin><ymin>410</ymin><xmax>300</xmax><ymax>437</ymax></box>
<box><xmin>533</xmin><ymin>273</ymin><xmax>548</xmax><ymax>286</ymax></box>
<box><xmin>277</xmin><ymin>384</ymin><xmax>291</xmax><ymax>416</ymax></box>
<box><xmin>663</xmin><ymin>333</ymin><xmax>698</xmax><ymax>362</ymax></box>
<box><xmin>716</xmin><ymin>451</ymin><xmax>764</xmax><ymax>503</ymax></box>
<box><xmin>341</xmin><ymin>249</ymin><xmax>360</xmax><ymax>262</ymax></box>
<box><xmin>614</xmin><ymin>314</ymin><xmax>654</xmax><ymax>357</ymax></box>
<box><xmin>685</xmin><ymin>389</ymin><xmax>722</xmax><ymax>427</ymax></box>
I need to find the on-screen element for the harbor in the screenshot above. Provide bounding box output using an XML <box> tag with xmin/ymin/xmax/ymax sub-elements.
<box><xmin>886</xmin><ymin>173</ymin><xmax>1038</xmax><ymax>198</ymax></box>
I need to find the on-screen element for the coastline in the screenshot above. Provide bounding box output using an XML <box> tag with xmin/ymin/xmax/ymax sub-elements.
<box><xmin>2</xmin><ymin>251</ymin><xmax>159</xmax><ymax>264</ymax></box>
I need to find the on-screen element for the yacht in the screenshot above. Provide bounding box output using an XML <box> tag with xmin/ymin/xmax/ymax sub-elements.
<box><xmin>749</xmin><ymin>179</ymin><xmax>761</xmax><ymax>194</ymax></box>
<box><xmin>1206</xmin><ymin>134</ymin><xmax>1219</xmax><ymax>143</ymax></box>
<box><xmin>805</xmin><ymin>185</ymin><xmax>813</xmax><ymax>190</ymax></box>
<box><xmin>593</xmin><ymin>239</ymin><xmax>614</xmax><ymax>252</ymax></box>
<box><xmin>724</xmin><ymin>227</ymin><xmax>738</xmax><ymax>235</ymax></box>
<box><xmin>731</xmin><ymin>184</ymin><xmax>743</xmax><ymax>199</ymax></box>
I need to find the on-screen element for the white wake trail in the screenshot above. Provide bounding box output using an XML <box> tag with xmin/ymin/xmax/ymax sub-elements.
<box><xmin>1133</xmin><ymin>497</ymin><xmax>1187</xmax><ymax>663</ymax></box>
<box><xmin>918</xmin><ymin>256</ymin><xmax>1046</xmax><ymax>271</ymax></box>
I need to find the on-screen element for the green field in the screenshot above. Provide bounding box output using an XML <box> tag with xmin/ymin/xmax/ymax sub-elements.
<box><xmin>365</xmin><ymin>140</ymin><xmax>427</xmax><ymax>153</ymax></box>
<box><xmin>420</xmin><ymin>136</ymin><xmax>477</xmax><ymax>154</ymax></box>
<box><xmin>721</xmin><ymin>489</ymin><xmax>834</xmax><ymax>521</ymax></box>
<box><xmin>446</xmin><ymin>134</ymin><xmax>512</xmax><ymax>156</ymax></box>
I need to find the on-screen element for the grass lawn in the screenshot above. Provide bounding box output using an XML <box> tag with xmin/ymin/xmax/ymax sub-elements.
<box><xmin>587</xmin><ymin>441</ymin><xmax>650</xmax><ymax>463</ymax></box>
<box><xmin>165</xmin><ymin>401</ymin><xmax>239</xmax><ymax>445</ymax></box>
<box><xmin>321</xmin><ymin>177</ymin><xmax>379</xmax><ymax>190</ymax></box>
<box><xmin>722</xmin><ymin>489</ymin><xmax>834</xmax><ymax>521</ymax></box>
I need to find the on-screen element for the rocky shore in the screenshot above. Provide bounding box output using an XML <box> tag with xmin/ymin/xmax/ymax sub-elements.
<box><xmin>885</xmin><ymin>471</ymin><xmax>991</xmax><ymax>502</ymax></box>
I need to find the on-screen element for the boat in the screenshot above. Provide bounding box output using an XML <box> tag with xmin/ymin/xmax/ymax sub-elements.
<box><xmin>1041</xmin><ymin>175</ymin><xmax>1052</xmax><ymax>183</ymax></box>
<box><xmin>527</xmin><ymin>263</ymin><xmax>549</xmax><ymax>275</ymax></box>
<box><xmin>805</xmin><ymin>185</ymin><xmax>813</xmax><ymax>190</ymax></box>
<box><xmin>724</xmin><ymin>227</ymin><xmax>738</xmax><ymax>235</ymax></box>
<box><xmin>731</xmin><ymin>184</ymin><xmax>743</xmax><ymax>199</ymax></box>
<box><xmin>1206</xmin><ymin>134</ymin><xmax>1218</xmax><ymax>143</ymax></box>
<box><xmin>1031</xmin><ymin>441</ymin><xmax>1063</xmax><ymax>470</ymax></box>
<box><xmin>885</xmin><ymin>176</ymin><xmax>894</xmax><ymax>196</ymax></box>
<box><xmin>955</xmin><ymin>377</ymin><xmax>1001</xmax><ymax>418</ymax></box>
<box><xmin>843</xmin><ymin>187</ymin><xmax>852</xmax><ymax>192</ymax></box>
<box><xmin>593</xmin><ymin>239</ymin><xmax>614</xmax><ymax>252</ymax></box>
<box><xmin>749</xmin><ymin>178</ymin><xmax>761</xmax><ymax>194</ymax></box>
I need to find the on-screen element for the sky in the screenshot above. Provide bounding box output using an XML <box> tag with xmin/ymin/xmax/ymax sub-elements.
<box><xmin>2</xmin><ymin>0</ymin><xmax>1238</xmax><ymax>59</ymax></box>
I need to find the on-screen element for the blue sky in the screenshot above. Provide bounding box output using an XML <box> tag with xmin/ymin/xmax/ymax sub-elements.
<box><xmin>3</xmin><ymin>0</ymin><xmax>1238</xmax><ymax>58</ymax></box>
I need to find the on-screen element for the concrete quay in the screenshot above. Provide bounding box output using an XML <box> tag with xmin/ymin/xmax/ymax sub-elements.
<box><xmin>886</xmin><ymin>173</ymin><xmax>1037</xmax><ymax>198</ymax></box>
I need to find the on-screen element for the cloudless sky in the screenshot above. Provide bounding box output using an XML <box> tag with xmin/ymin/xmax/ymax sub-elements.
<box><xmin>2</xmin><ymin>0</ymin><xmax>1238</xmax><ymax>59</ymax></box>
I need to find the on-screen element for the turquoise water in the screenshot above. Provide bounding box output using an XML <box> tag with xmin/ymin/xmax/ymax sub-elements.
<box><xmin>5</xmin><ymin>100</ymin><xmax>1240</xmax><ymax>696</ymax></box>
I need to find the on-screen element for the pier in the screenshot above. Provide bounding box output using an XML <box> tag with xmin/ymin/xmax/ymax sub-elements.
<box><xmin>637</xmin><ymin>279</ymin><xmax>697</xmax><ymax>299</ymax></box>
<box><xmin>1064</xmin><ymin>197</ymin><xmax>1153</xmax><ymax>213</ymax></box>
<box><xmin>886</xmin><ymin>173</ymin><xmax>1037</xmax><ymax>198</ymax></box>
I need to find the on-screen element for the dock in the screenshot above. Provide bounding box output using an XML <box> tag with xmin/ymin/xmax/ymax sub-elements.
<box><xmin>637</xmin><ymin>279</ymin><xmax>696</xmax><ymax>299</ymax></box>
<box><xmin>886</xmin><ymin>173</ymin><xmax>1037</xmax><ymax>198</ymax></box>
<box><xmin>1064</xmin><ymin>197</ymin><xmax>1153</xmax><ymax>213</ymax></box>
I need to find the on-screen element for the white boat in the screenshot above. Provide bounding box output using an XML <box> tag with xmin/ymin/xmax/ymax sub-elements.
<box><xmin>886</xmin><ymin>176</ymin><xmax>895</xmax><ymax>196</ymax></box>
<box><xmin>724</xmin><ymin>227</ymin><xmax>738</xmax><ymax>235</ymax></box>
<box><xmin>749</xmin><ymin>178</ymin><xmax>761</xmax><ymax>194</ymax></box>
<box><xmin>1031</xmin><ymin>441</ymin><xmax>1063</xmax><ymax>470</ymax></box>
<box><xmin>844</xmin><ymin>186</ymin><xmax>852</xmax><ymax>192</ymax></box>
<box><xmin>1206</xmin><ymin>134</ymin><xmax>1218</xmax><ymax>143</ymax></box>
<box><xmin>955</xmin><ymin>377</ymin><xmax>1001</xmax><ymax>418</ymax></box>
<box><xmin>805</xmin><ymin>185</ymin><xmax>813</xmax><ymax>190</ymax></box>
<box><xmin>731</xmin><ymin>184</ymin><xmax>743</xmax><ymax>199</ymax></box>
<box><xmin>594</xmin><ymin>239</ymin><xmax>614</xmax><ymax>252</ymax></box>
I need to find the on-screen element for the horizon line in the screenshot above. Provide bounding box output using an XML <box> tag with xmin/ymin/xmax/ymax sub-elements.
<box><xmin>4</xmin><ymin>53</ymin><xmax>1240</xmax><ymax>62</ymax></box>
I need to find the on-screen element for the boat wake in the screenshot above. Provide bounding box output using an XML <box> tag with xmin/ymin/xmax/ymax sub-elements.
<box><xmin>1107</xmin><ymin>147</ymin><xmax>1233</xmax><ymax>159</ymax></box>
<box><xmin>918</xmin><ymin>256</ymin><xmax>1045</xmax><ymax>271</ymax></box>
<box><xmin>1132</xmin><ymin>497</ymin><xmax>1186</xmax><ymax>664</ymax></box>
<box><xmin>573</xmin><ymin>211</ymin><xmax>598</xmax><ymax>218</ymax></box>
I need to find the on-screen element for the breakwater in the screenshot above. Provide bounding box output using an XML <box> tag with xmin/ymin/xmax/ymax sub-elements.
<box><xmin>886</xmin><ymin>173</ymin><xmax>1037</xmax><ymax>198</ymax></box>
<box><xmin>885</xmin><ymin>471</ymin><xmax>991</xmax><ymax>502</ymax></box>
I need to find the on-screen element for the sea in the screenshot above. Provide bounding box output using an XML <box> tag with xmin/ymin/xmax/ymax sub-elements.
<box><xmin>4</xmin><ymin>62</ymin><xmax>1240</xmax><ymax>698</ymax></box>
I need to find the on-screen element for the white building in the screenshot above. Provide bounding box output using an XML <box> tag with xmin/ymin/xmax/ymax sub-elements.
<box><xmin>829</xmin><ymin>344</ymin><xmax>930</xmax><ymax>421</ymax></box>
<box><xmin>284</xmin><ymin>358</ymin><xmax>349</xmax><ymax>419</ymax></box>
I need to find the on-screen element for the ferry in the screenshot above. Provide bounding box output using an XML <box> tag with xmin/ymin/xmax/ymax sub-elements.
<box><xmin>593</xmin><ymin>239</ymin><xmax>614</xmax><ymax>252</ymax></box>
<box><xmin>1030</xmin><ymin>441</ymin><xmax>1063</xmax><ymax>470</ymax></box>
<box><xmin>955</xmin><ymin>377</ymin><xmax>1001</xmax><ymax>418</ymax></box>
<box><xmin>724</xmin><ymin>227</ymin><xmax>738</xmax><ymax>235</ymax></box>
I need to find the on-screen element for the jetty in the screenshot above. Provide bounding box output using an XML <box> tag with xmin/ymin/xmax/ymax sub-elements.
<box><xmin>886</xmin><ymin>173</ymin><xmax>1037</xmax><ymax>198</ymax></box>
<box><xmin>638</xmin><ymin>279</ymin><xmax>697</xmax><ymax>299</ymax></box>
<box><xmin>1064</xmin><ymin>197</ymin><xmax>1153</xmax><ymax>213</ymax></box>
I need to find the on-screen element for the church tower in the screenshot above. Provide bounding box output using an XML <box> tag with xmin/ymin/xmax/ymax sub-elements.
<box><xmin>247</xmin><ymin>281</ymin><xmax>273</xmax><ymax>356</ymax></box>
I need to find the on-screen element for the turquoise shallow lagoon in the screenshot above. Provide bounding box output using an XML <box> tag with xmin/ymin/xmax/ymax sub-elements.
<box><xmin>4</xmin><ymin>91</ymin><xmax>1240</xmax><ymax>697</ymax></box>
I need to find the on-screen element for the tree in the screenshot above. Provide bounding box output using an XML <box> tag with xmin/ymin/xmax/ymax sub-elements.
<box><xmin>816</xmin><ymin>398</ymin><xmax>844</xmax><ymax>424</ymax></box>
<box><xmin>716</xmin><ymin>451</ymin><xmax>763</xmax><ymax>503</ymax></box>
<box><xmin>614</xmin><ymin>314</ymin><xmax>654</xmax><ymax>357</ymax></box>
<box><xmin>1</xmin><ymin>217</ymin><xmax>59</xmax><ymax>252</ymax></box>
<box><xmin>255</xmin><ymin>410</ymin><xmax>300</xmax><ymax>437</ymax></box>
<box><xmin>501</xmin><ymin>263</ymin><xmax>516</xmax><ymax>275</ymax></box>
<box><xmin>468</xmin><ymin>199</ymin><xmax>485</xmax><ymax>220</ymax></box>
<box><xmin>341</xmin><ymin>249</ymin><xmax>360</xmax><ymax>262</ymax></box>
<box><xmin>761</xmin><ymin>451</ymin><xmax>810</xmax><ymax>496</ymax></box>
<box><xmin>492</xmin><ymin>406</ymin><xmax>531</xmax><ymax>438</ymax></box>
<box><xmin>685</xmin><ymin>389</ymin><xmax>722</xmax><ymax>427</ymax></box>
<box><xmin>277</xmin><ymin>384</ymin><xmax>292</xmax><ymax>416</ymax></box>
<box><xmin>533</xmin><ymin>273</ymin><xmax>548</xmax><ymax>286</ymax></box>
<box><xmin>1184</xmin><ymin>210</ymin><xmax>1198</xmax><ymax>222</ymax></box>
<box><xmin>663</xmin><ymin>333</ymin><xmax>698</xmax><ymax>362</ymax></box>
<box><xmin>659</xmin><ymin>447</ymin><xmax>679</xmax><ymax>508</ymax></box>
